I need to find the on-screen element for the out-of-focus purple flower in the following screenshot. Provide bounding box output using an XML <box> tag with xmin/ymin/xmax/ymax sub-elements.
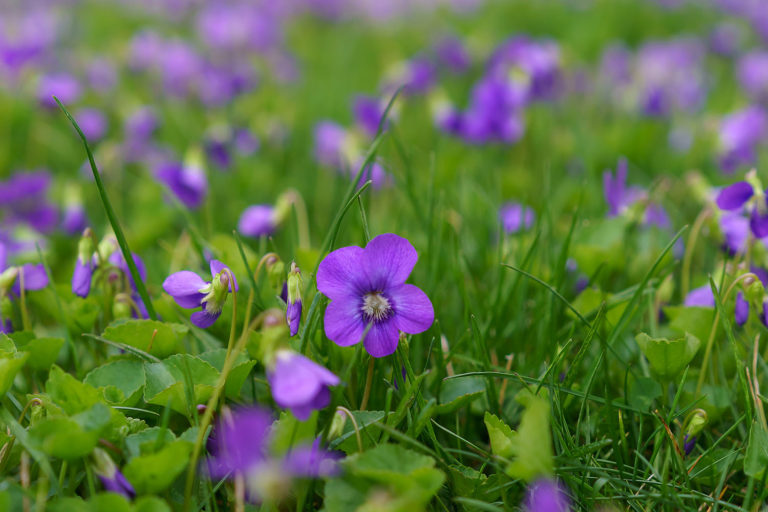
<box><xmin>354</xmin><ymin>159</ymin><xmax>391</xmax><ymax>190</ymax></box>
<box><xmin>403</xmin><ymin>57</ymin><xmax>436</xmax><ymax>94</ymax></box>
<box><xmin>603</xmin><ymin>158</ymin><xmax>643</xmax><ymax>216</ymax></box>
<box><xmin>0</xmin><ymin>171</ymin><xmax>58</xmax><ymax>234</ymax></box>
<box><xmin>234</xmin><ymin>129</ymin><xmax>259</xmax><ymax>156</ymax></box>
<box><xmin>499</xmin><ymin>202</ymin><xmax>534</xmax><ymax>234</ymax></box>
<box><xmin>154</xmin><ymin>161</ymin><xmax>208</xmax><ymax>210</ymax></box>
<box><xmin>684</xmin><ymin>285</ymin><xmax>715</xmax><ymax>307</ymax></box>
<box><xmin>720</xmin><ymin>213</ymin><xmax>749</xmax><ymax>254</ymax></box>
<box><xmin>205</xmin><ymin>137</ymin><xmax>231</xmax><ymax>170</ymax></box>
<box><xmin>353</xmin><ymin>95</ymin><xmax>386</xmax><ymax>138</ymax></box>
<box><xmin>599</xmin><ymin>45</ymin><xmax>632</xmax><ymax>86</ymax></box>
<box><xmin>108</xmin><ymin>251</ymin><xmax>147</xmax><ymax>291</ymax></box>
<box><xmin>709</xmin><ymin>22</ymin><xmax>743</xmax><ymax>57</ymax></box>
<box><xmin>268</xmin><ymin>350</ymin><xmax>339</xmax><ymax>420</ymax></box>
<box><xmin>524</xmin><ymin>479</ymin><xmax>570</xmax><ymax>512</ymax></box>
<box><xmin>719</xmin><ymin>106</ymin><xmax>768</xmax><ymax>172</ymax></box>
<box><xmin>72</xmin><ymin>257</ymin><xmax>94</xmax><ymax>299</ymax></box>
<box><xmin>716</xmin><ymin>181</ymin><xmax>754</xmax><ymax>211</ymax></box>
<box><xmin>317</xmin><ymin>233</ymin><xmax>434</xmax><ymax>357</ymax></box>
<box><xmin>196</xmin><ymin>3</ymin><xmax>280</xmax><ymax>52</ymax></box>
<box><xmin>281</xmin><ymin>437</ymin><xmax>342</xmax><ymax>478</ymax></box>
<box><xmin>125</xmin><ymin>107</ymin><xmax>158</xmax><ymax>142</ymax></box>
<box><xmin>37</xmin><ymin>72</ymin><xmax>81</xmax><ymax>108</ymax></box>
<box><xmin>86</xmin><ymin>58</ymin><xmax>118</xmax><ymax>93</ymax></box>
<box><xmin>207</xmin><ymin>407</ymin><xmax>272</xmax><ymax>479</ymax></box>
<box><xmin>489</xmin><ymin>36</ymin><xmax>561</xmax><ymax>101</ymax></box>
<box><xmin>61</xmin><ymin>203</ymin><xmax>87</xmax><ymax>235</ymax></box>
<box><xmin>634</xmin><ymin>39</ymin><xmax>706</xmax><ymax>117</ymax></box>
<box><xmin>644</xmin><ymin>203</ymin><xmax>671</xmax><ymax>229</ymax></box>
<box><xmin>314</xmin><ymin>122</ymin><xmax>348</xmax><ymax>168</ymax></box>
<box><xmin>11</xmin><ymin>264</ymin><xmax>48</xmax><ymax>297</ymax></box>
<box><xmin>735</xmin><ymin>291</ymin><xmax>749</xmax><ymax>325</ymax></box>
<box><xmin>159</xmin><ymin>39</ymin><xmax>202</xmax><ymax>97</ymax></box>
<box><xmin>162</xmin><ymin>260</ymin><xmax>237</xmax><ymax>329</ymax></box>
<box><xmin>435</xmin><ymin>36</ymin><xmax>470</xmax><ymax>74</ymax></box>
<box><xmin>75</xmin><ymin>108</ymin><xmax>108</xmax><ymax>142</ymax></box>
<box><xmin>238</xmin><ymin>205</ymin><xmax>277</xmax><ymax>238</ymax></box>
<box><xmin>737</xmin><ymin>52</ymin><xmax>768</xmax><ymax>104</ymax></box>
<box><xmin>454</xmin><ymin>74</ymin><xmax>526</xmax><ymax>144</ymax></box>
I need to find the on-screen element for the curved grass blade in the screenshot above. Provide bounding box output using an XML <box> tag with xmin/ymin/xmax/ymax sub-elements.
<box><xmin>54</xmin><ymin>97</ymin><xmax>157</xmax><ymax>321</ymax></box>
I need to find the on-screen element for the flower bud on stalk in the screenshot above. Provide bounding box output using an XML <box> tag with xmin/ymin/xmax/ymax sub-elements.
<box><xmin>92</xmin><ymin>447</ymin><xmax>135</xmax><ymax>499</ymax></box>
<box><xmin>682</xmin><ymin>409</ymin><xmax>707</xmax><ymax>456</ymax></box>
<box><xmin>286</xmin><ymin>262</ymin><xmax>302</xmax><ymax>337</ymax></box>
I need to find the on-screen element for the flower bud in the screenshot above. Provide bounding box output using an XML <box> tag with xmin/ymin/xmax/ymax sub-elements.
<box><xmin>747</xmin><ymin>279</ymin><xmax>765</xmax><ymax>304</ymax></box>
<box><xmin>327</xmin><ymin>409</ymin><xmax>348</xmax><ymax>442</ymax></box>
<box><xmin>266</xmin><ymin>257</ymin><xmax>285</xmax><ymax>294</ymax></box>
<box><xmin>0</xmin><ymin>267</ymin><xmax>18</xmax><ymax>295</ymax></box>
<box><xmin>92</xmin><ymin>447</ymin><xmax>136</xmax><ymax>499</ymax></box>
<box><xmin>286</xmin><ymin>262</ymin><xmax>302</xmax><ymax>337</ymax></box>
<box><xmin>273</xmin><ymin>192</ymin><xmax>293</xmax><ymax>226</ymax></box>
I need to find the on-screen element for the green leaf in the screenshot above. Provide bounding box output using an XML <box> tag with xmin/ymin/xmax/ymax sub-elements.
<box><xmin>144</xmin><ymin>354</ymin><xmax>219</xmax><ymax>415</ymax></box>
<box><xmin>133</xmin><ymin>496</ymin><xmax>172</xmax><ymax>512</ymax></box>
<box><xmin>124</xmin><ymin>427</ymin><xmax>176</xmax><ymax>459</ymax></box>
<box><xmin>505</xmin><ymin>390</ymin><xmax>554</xmax><ymax>482</ymax></box>
<box><xmin>123</xmin><ymin>440</ymin><xmax>192</xmax><ymax>494</ymax></box>
<box><xmin>0</xmin><ymin>352</ymin><xmax>28</xmax><ymax>396</ymax></box>
<box><xmin>664</xmin><ymin>306</ymin><xmax>716</xmax><ymax>349</ymax></box>
<box><xmin>15</xmin><ymin>336</ymin><xmax>64</xmax><ymax>371</ymax></box>
<box><xmin>271</xmin><ymin>410</ymin><xmax>317</xmax><ymax>455</ymax></box>
<box><xmin>635</xmin><ymin>332</ymin><xmax>701</xmax><ymax>379</ymax></box>
<box><xmin>437</xmin><ymin>376</ymin><xmax>484</xmax><ymax>414</ymax></box>
<box><xmin>46</xmin><ymin>365</ymin><xmax>100</xmax><ymax>414</ymax></box>
<box><xmin>89</xmin><ymin>492</ymin><xmax>132</xmax><ymax>512</ymax></box>
<box><xmin>745</xmin><ymin>421</ymin><xmax>768</xmax><ymax>479</ymax></box>
<box><xmin>28</xmin><ymin>403</ymin><xmax>110</xmax><ymax>460</ymax></box>
<box><xmin>324</xmin><ymin>444</ymin><xmax>445</xmax><ymax>512</ymax></box>
<box><xmin>330</xmin><ymin>410</ymin><xmax>386</xmax><ymax>454</ymax></box>
<box><xmin>484</xmin><ymin>411</ymin><xmax>516</xmax><ymax>459</ymax></box>
<box><xmin>627</xmin><ymin>376</ymin><xmax>662</xmax><ymax>411</ymax></box>
<box><xmin>85</xmin><ymin>359</ymin><xmax>145</xmax><ymax>406</ymax></box>
<box><xmin>198</xmin><ymin>348</ymin><xmax>255</xmax><ymax>399</ymax></box>
<box><xmin>102</xmin><ymin>319</ymin><xmax>186</xmax><ymax>358</ymax></box>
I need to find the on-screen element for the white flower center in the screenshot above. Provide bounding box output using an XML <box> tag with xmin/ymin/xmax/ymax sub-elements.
<box><xmin>361</xmin><ymin>292</ymin><xmax>392</xmax><ymax>322</ymax></box>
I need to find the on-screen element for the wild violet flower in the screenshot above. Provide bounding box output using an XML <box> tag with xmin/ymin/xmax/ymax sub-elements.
<box><xmin>92</xmin><ymin>448</ymin><xmax>135</xmax><ymax>500</ymax></box>
<box><xmin>718</xmin><ymin>106</ymin><xmax>767</xmax><ymax>172</ymax></box>
<box><xmin>207</xmin><ymin>407</ymin><xmax>340</xmax><ymax>502</ymax></box>
<box><xmin>684</xmin><ymin>285</ymin><xmax>715</xmax><ymax>307</ymax></box>
<box><xmin>715</xmin><ymin>179</ymin><xmax>768</xmax><ymax>238</ymax></box>
<box><xmin>267</xmin><ymin>349</ymin><xmax>339</xmax><ymax>420</ymax></box>
<box><xmin>317</xmin><ymin>233</ymin><xmax>434</xmax><ymax>357</ymax></box>
<box><xmin>735</xmin><ymin>291</ymin><xmax>749</xmax><ymax>325</ymax></box>
<box><xmin>72</xmin><ymin>229</ymin><xmax>95</xmax><ymax>298</ymax></box>
<box><xmin>0</xmin><ymin>170</ymin><xmax>58</xmax><ymax>234</ymax></box>
<box><xmin>737</xmin><ymin>51</ymin><xmax>768</xmax><ymax>104</ymax></box>
<box><xmin>154</xmin><ymin>159</ymin><xmax>208</xmax><ymax>210</ymax></box>
<box><xmin>353</xmin><ymin>95</ymin><xmax>387</xmax><ymax>138</ymax></box>
<box><xmin>37</xmin><ymin>72</ymin><xmax>81</xmax><ymax>108</ymax></box>
<box><xmin>286</xmin><ymin>263</ymin><xmax>302</xmax><ymax>337</ymax></box>
<box><xmin>499</xmin><ymin>202</ymin><xmax>534</xmax><ymax>234</ymax></box>
<box><xmin>162</xmin><ymin>260</ymin><xmax>237</xmax><ymax>328</ymax></box>
<box><xmin>524</xmin><ymin>479</ymin><xmax>571</xmax><ymax>512</ymax></box>
<box><xmin>75</xmin><ymin>108</ymin><xmax>108</xmax><ymax>142</ymax></box>
<box><xmin>603</xmin><ymin>158</ymin><xmax>643</xmax><ymax>216</ymax></box>
<box><xmin>238</xmin><ymin>205</ymin><xmax>277</xmax><ymax>238</ymax></box>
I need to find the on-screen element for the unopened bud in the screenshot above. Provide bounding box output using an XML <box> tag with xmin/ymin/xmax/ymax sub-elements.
<box><xmin>327</xmin><ymin>409</ymin><xmax>348</xmax><ymax>442</ymax></box>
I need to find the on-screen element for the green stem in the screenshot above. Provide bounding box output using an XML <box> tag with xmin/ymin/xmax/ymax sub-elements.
<box><xmin>696</xmin><ymin>272</ymin><xmax>757</xmax><ymax>396</ymax></box>
<box><xmin>54</xmin><ymin>98</ymin><xmax>157</xmax><ymax>320</ymax></box>
<box><xmin>681</xmin><ymin>208</ymin><xmax>710</xmax><ymax>299</ymax></box>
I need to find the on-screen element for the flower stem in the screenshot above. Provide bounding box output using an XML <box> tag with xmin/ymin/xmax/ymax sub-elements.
<box><xmin>19</xmin><ymin>268</ymin><xmax>29</xmax><ymax>332</ymax></box>
<box><xmin>286</xmin><ymin>189</ymin><xmax>310</xmax><ymax>250</ymax></box>
<box><xmin>696</xmin><ymin>272</ymin><xmax>757</xmax><ymax>396</ymax></box>
<box><xmin>681</xmin><ymin>208</ymin><xmax>711</xmax><ymax>299</ymax></box>
<box><xmin>336</xmin><ymin>406</ymin><xmax>363</xmax><ymax>452</ymax></box>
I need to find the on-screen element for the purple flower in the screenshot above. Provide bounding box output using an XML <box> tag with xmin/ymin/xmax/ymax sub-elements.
<box><xmin>718</xmin><ymin>106</ymin><xmax>767</xmax><ymax>172</ymax></box>
<box><xmin>720</xmin><ymin>213</ymin><xmax>749</xmax><ymax>254</ymax></box>
<box><xmin>86</xmin><ymin>58</ymin><xmax>118</xmax><ymax>93</ymax></box>
<box><xmin>737</xmin><ymin>52</ymin><xmax>768</xmax><ymax>103</ymax></box>
<box><xmin>124</xmin><ymin>107</ymin><xmax>158</xmax><ymax>142</ymax></box>
<box><xmin>709</xmin><ymin>22</ymin><xmax>743</xmax><ymax>57</ymax></box>
<box><xmin>72</xmin><ymin>257</ymin><xmax>95</xmax><ymax>299</ymax></box>
<box><xmin>716</xmin><ymin>181</ymin><xmax>754</xmax><ymax>211</ymax></box>
<box><xmin>75</xmin><ymin>108</ymin><xmax>108</xmax><ymax>141</ymax></box>
<box><xmin>108</xmin><ymin>251</ymin><xmax>147</xmax><ymax>292</ymax></box>
<box><xmin>603</xmin><ymin>158</ymin><xmax>643</xmax><ymax>216</ymax></box>
<box><xmin>61</xmin><ymin>204</ymin><xmax>87</xmax><ymax>235</ymax></box>
<box><xmin>524</xmin><ymin>479</ymin><xmax>570</xmax><ymax>512</ymax></box>
<box><xmin>488</xmin><ymin>36</ymin><xmax>561</xmax><ymax>101</ymax></box>
<box><xmin>317</xmin><ymin>233</ymin><xmax>434</xmax><ymax>357</ymax></box>
<box><xmin>354</xmin><ymin>159</ymin><xmax>391</xmax><ymax>190</ymax></box>
<box><xmin>684</xmin><ymin>285</ymin><xmax>715</xmax><ymax>307</ymax></box>
<box><xmin>683</xmin><ymin>434</ymin><xmax>697</xmax><ymax>456</ymax></box>
<box><xmin>238</xmin><ymin>205</ymin><xmax>277</xmax><ymax>238</ymax></box>
<box><xmin>0</xmin><ymin>170</ymin><xmax>58</xmax><ymax>234</ymax></box>
<box><xmin>434</xmin><ymin>36</ymin><xmax>470</xmax><ymax>74</ymax></box>
<box><xmin>162</xmin><ymin>260</ymin><xmax>237</xmax><ymax>329</ymax></box>
<box><xmin>268</xmin><ymin>350</ymin><xmax>339</xmax><ymax>420</ymax></box>
<box><xmin>286</xmin><ymin>263</ymin><xmax>302</xmax><ymax>337</ymax></box>
<box><xmin>37</xmin><ymin>72</ymin><xmax>81</xmax><ymax>108</ymax></box>
<box><xmin>499</xmin><ymin>202</ymin><xmax>534</xmax><ymax>234</ymax></box>
<box><xmin>314</xmin><ymin>122</ymin><xmax>348</xmax><ymax>168</ymax></box>
<box><xmin>11</xmin><ymin>264</ymin><xmax>48</xmax><ymax>297</ymax></box>
<box><xmin>234</xmin><ymin>129</ymin><xmax>260</xmax><ymax>156</ymax></box>
<box><xmin>205</xmin><ymin>138</ymin><xmax>231</xmax><ymax>170</ymax></box>
<box><xmin>99</xmin><ymin>469</ymin><xmax>136</xmax><ymax>500</ymax></box>
<box><xmin>353</xmin><ymin>95</ymin><xmax>386</xmax><ymax>138</ymax></box>
<box><xmin>154</xmin><ymin>161</ymin><xmax>208</xmax><ymax>210</ymax></box>
<box><xmin>735</xmin><ymin>291</ymin><xmax>749</xmax><ymax>326</ymax></box>
<box><xmin>403</xmin><ymin>57</ymin><xmax>437</xmax><ymax>95</ymax></box>
<box><xmin>207</xmin><ymin>407</ymin><xmax>272</xmax><ymax>479</ymax></box>
<box><xmin>282</xmin><ymin>437</ymin><xmax>342</xmax><ymax>478</ymax></box>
